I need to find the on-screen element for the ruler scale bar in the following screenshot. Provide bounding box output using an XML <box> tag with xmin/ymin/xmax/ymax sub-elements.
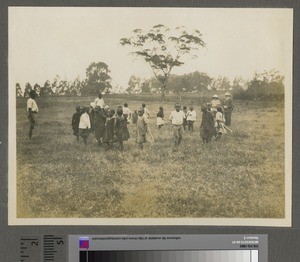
<box><xmin>43</xmin><ymin>235</ymin><xmax>67</xmax><ymax>262</ymax></box>
<box><xmin>20</xmin><ymin>235</ymin><xmax>42</xmax><ymax>262</ymax></box>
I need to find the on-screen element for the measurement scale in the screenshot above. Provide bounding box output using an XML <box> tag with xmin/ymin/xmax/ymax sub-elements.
<box><xmin>20</xmin><ymin>236</ymin><xmax>42</xmax><ymax>262</ymax></box>
<box><xmin>20</xmin><ymin>235</ymin><xmax>67</xmax><ymax>262</ymax></box>
<box><xmin>43</xmin><ymin>235</ymin><xmax>67</xmax><ymax>262</ymax></box>
<box><xmin>20</xmin><ymin>234</ymin><xmax>267</xmax><ymax>262</ymax></box>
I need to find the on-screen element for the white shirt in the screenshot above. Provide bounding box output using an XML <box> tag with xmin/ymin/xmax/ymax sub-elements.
<box><xmin>216</xmin><ymin>111</ymin><xmax>225</xmax><ymax>123</ymax></box>
<box><xmin>123</xmin><ymin>107</ymin><xmax>131</xmax><ymax>115</ymax></box>
<box><xmin>169</xmin><ymin>110</ymin><xmax>185</xmax><ymax>125</ymax></box>
<box><xmin>211</xmin><ymin>99</ymin><xmax>221</xmax><ymax>108</ymax></box>
<box><xmin>79</xmin><ymin>113</ymin><xmax>91</xmax><ymax>129</ymax></box>
<box><xmin>27</xmin><ymin>98</ymin><xmax>38</xmax><ymax>112</ymax></box>
<box><xmin>186</xmin><ymin>110</ymin><xmax>197</xmax><ymax>121</ymax></box>
<box><xmin>94</xmin><ymin>97</ymin><xmax>105</xmax><ymax>108</ymax></box>
<box><xmin>143</xmin><ymin>107</ymin><xmax>150</xmax><ymax>118</ymax></box>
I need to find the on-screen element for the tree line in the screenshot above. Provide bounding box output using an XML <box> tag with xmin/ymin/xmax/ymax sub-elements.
<box><xmin>16</xmin><ymin>67</ymin><xmax>284</xmax><ymax>101</ymax></box>
<box><xmin>126</xmin><ymin>69</ymin><xmax>284</xmax><ymax>101</ymax></box>
<box><xmin>16</xmin><ymin>62</ymin><xmax>112</xmax><ymax>98</ymax></box>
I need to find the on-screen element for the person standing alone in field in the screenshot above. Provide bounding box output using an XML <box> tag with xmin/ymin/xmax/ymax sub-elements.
<box><xmin>71</xmin><ymin>106</ymin><xmax>81</xmax><ymax>142</ymax></box>
<box><xmin>186</xmin><ymin>105</ymin><xmax>197</xmax><ymax>131</ymax></box>
<box><xmin>169</xmin><ymin>103</ymin><xmax>185</xmax><ymax>151</ymax></box>
<box><xmin>136</xmin><ymin>108</ymin><xmax>149</xmax><ymax>149</ymax></box>
<box><xmin>223</xmin><ymin>92</ymin><xmax>234</xmax><ymax>127</ymax></box>
<box><xmin>27</xmin><ymin>90</ymin><xmax>39</xmax><ymax>140</ymax></box>
<box><xmin>78</xmin><ymin>106</ymin><xmax>91</xmax><ymax>145</ymax></box>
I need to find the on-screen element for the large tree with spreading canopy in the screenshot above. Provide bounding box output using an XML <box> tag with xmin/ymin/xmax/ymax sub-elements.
<box><xmin>120</xmin><ymin>25</ymin><xmax>206</xmax><ymax>101</ymax></box>
<box><xmin>81</xmin><ymin>62</ymin><xmax>112</xmax><ymax>95</ymax></box>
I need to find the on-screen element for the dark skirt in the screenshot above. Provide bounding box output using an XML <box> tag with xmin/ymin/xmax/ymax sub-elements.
<box><xmin>79</xmin><ymin>128</ymin><xmax>90</xmax><ymax>138</ymax></box>
<box><xmin>115</xmin><ymin>116</ymin><xmax>130</xmax><ymax>141</ymax></box>
<box><xmin>94</xmin><ymin>113</ymin><xmax>106</xmax><ymax>141</ymax></box>
<box><xmin>102</xmin><ymin>118</ymin><xmax>115</xmax><ymax>143</ymax></box>
<box><xmin>200</xmin><ymin>112</ymin><xmax>216</xmax><ymax>140</ymax></box>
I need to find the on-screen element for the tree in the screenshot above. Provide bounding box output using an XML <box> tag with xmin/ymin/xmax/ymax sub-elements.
<box><xmin>120</xmin><ymin>25</ymin><xmax>206</xmax><ymax>101</ymax></box>
<box><xmin>57</xmin><ymin>78</ymin><xmax>69</xmax><ymax>95</ymax></box>
<box><xmin>24</xmin><ymin>83</ymin><xmax>32</xmax><ymax>97</ymax></box>
<box><xmin>81</xmin><ymin>62</ymin><xmax>112</xmax><ymax>95</ymax></box>
<box><xmin>246</xmin><ymin>69</ymin><xmax>284</xmax><ymax>100</ymax></box>
<box><xmin>168</xmin><ymin>74</ymin><xmax>188</xmax><ymax>101</ymax></box>
<box><xmin>188</xmin><ymin>72</ymin><xmax>212</xmax><ymax>93</ymax></box>
<box><xmin>127</xmin><ymin>75</ymin><xmax>142</xmax><ymax>94</ymax></box>
<box><xmin>141</xmin><ymin>80</ymin><xmax>152</xmax><ymax>93</ymax></box>
<box><xmin>50</xmin><ymin>75</ymin><xmax>59</xmax><ymax>95</ymax></box>
<box><xmin>33</xmin><ymin>83</ymin><xmax>41</xmax><ymax>96</ymax></box>
<box><xmin>68</xmin><ymin>77</ymin><xmax>85</xmax><ymax>96</ymax></box>
<box><xmin>231</xmin><ymin>76</ymin><xmax>247</xmax><ymax>99</ymax></box>
<box><xmin>40</xmin><ymin>80</ymin><xmax>53</xmax><ymax>96</ymax></box>
<box><xmin>16</xmin><ymin>83</ymin><xmax>23</xmax><ymax>97</ymax></box>
<box><xmin>210</xmin><ymin>76</ymin><xmax>231</xmax><ymax>91</ymax></box>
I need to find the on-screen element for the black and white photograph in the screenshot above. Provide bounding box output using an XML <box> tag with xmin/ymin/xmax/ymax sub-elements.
<box><xmin>8</xmin><ymin>7</ymin><xmax>292</xmax><ymax>225</ymax></box>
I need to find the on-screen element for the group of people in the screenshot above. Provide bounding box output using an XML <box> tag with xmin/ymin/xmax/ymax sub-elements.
<box><xmin>26</xmin><ymin>90</ymin><xmax>234</xmax><ymax>151</ymax></box>
<box><xmin>71</xmin><ymin>94</ymin><xmax>154</xmax><ymax>151</ymax></box>
<box><xmin>199</xmin><ymin>92</ymin><xmax>234</xmax><ymax>144</ymax></box>
<box><xmin>72</xmin><ymin>96</ymin><xmax>130</xmax><ymax>150</ymax></box>
<box><xmin>167</xmin><ymin>92</ymin><xmax>233</xmax><ymax>150</ymax></box>
<box><xmin>70</xmin><ymin>93</ymin><xmax>233</xmax><ymax>151</ymax></box>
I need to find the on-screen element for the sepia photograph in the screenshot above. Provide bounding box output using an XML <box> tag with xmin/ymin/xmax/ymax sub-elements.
<box><xmin>8</xmin><ymin>7</ymin><xmax>292</xmax><ymax>225</ymax></box>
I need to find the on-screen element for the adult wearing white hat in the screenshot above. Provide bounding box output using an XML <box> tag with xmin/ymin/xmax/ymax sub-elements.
<box><xmin>210</xmin><ymin>94</ymin><xmax>221</xmax><ymax>115</ymax></box>
<box><xmin>223</xmin><ymin>92</ymin><xmax>234</xmax><ymax>126</ymax></box>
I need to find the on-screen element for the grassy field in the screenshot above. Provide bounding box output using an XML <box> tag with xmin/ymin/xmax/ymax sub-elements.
<box><xmin>16</xmin><ymin>95</ymin><xmax>285</xmax><ymax>218</ymax></box>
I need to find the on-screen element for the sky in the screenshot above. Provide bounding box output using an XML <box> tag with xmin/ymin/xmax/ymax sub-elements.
<box><xmin>9</xmin><ymin>7</ymin><xmax>293</xmax><ymax>91</ymax></box>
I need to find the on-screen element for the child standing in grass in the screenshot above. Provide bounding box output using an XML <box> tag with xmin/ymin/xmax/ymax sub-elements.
<box><xmin>79</xmin><ymin>106</ymin><xmax>91</xmax><ymax>145</ymax></box>
<box><xmin>142</xmin><ymin>103</ymin><xmax>150</xmax><ymax>119</ymax></box>
<box><xmin>186</xmin><ymin>105</ymin><xmax>197</xmax><ymax>131</ymax></box>
<box><xmin>102</xmin><ymin>109</ymin><xmax>115</xmax><ymax>149</ymax></box>
<box><xmin>122</xmin><ymin>103</ymin><xmax>131</xmax><ymax>124</ymax></box>
<box><xmin>115</xmin><ymin>108</ymin><xmax>130</xmax><ymax>151</ymax></box>
<box><xmin>200</xmin><ymin>105</ymin><xmax>216</xmax><ymax>144</ymax></box>
<box><xmin>156</xmin><ymin>106</ymin><xmax>164</xmax><ymax>129</ymax></box>
<box><xmin>132</xmin><ymin>110</ymin><xmax>138</xmax><ymax>124</ymax></box>
<box><xmin>215</xmin><ymin>106</ymin><xmax>226</xmax><ymax>141</ymax></box>
<box><xmin>71</xmin><ymin>105</ymin><xmax>81</xmax><ymax>142</ymax></box>
<box><xmin>94</xmin><ymin>106</ymin><xmax>107</xmax><ymax>146</ymax></box>
<box><xmin>169</xmin><ymin>103</ymin><xmax>185</xmax><ymax>151</ymax></box>
<box><xmin>136</xmin><ymin>108</ymin><xmax>149</xmax><ymax>149</ymax></box>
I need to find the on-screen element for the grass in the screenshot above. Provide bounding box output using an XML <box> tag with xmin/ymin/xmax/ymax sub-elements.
<box><xmin>16</xmin><ymin>96</ymin><xmax>285</xmax><ymax>218</ymax></box>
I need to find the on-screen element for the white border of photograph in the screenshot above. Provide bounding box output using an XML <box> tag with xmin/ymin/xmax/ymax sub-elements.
<box><xmin>8</xmin><ymin>7</ymin><xmax>293</xmax><ymax>226</ymax></box>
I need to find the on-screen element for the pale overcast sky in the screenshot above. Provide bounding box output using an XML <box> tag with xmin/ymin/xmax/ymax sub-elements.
<box><xmin>9</xmin><ymin>7</ymin><xmax>293</xmax><ymax>91</ymax></box>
